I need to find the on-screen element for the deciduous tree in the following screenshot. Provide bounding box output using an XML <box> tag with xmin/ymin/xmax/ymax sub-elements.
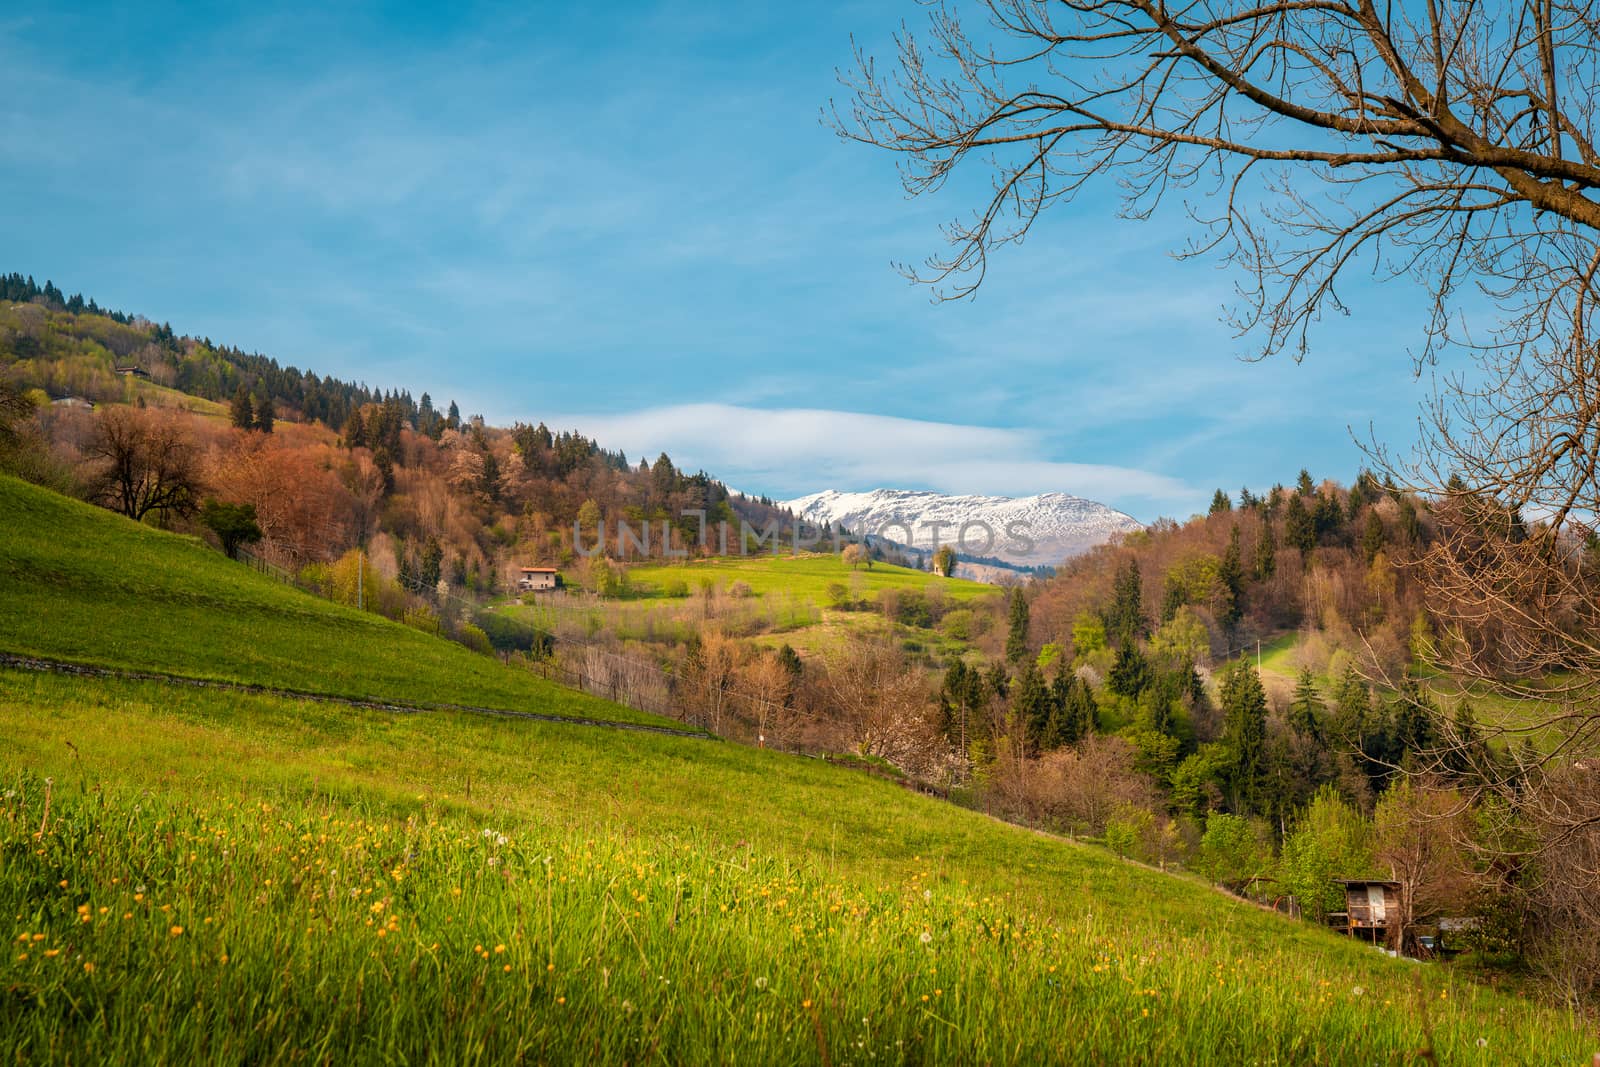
<box><xmin>88</xmin><ymin>407</ymin><xmax>202</xmax><ymax>523</ymax></box>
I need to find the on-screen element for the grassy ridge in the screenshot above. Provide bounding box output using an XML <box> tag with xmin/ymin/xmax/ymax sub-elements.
<box><xmin>2</xmin><ymin>669</ymin><xmax>1593</xmax><ymax>1063</ymax></box>
<box><xmin>0</xmin><ymin>474</ymin><xmax>681</xmax><ymax>729</ymax></box>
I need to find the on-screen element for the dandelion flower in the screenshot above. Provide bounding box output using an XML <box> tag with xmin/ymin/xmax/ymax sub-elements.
<box><xmin>170</xmin><ymin>926</ymin><xmax>184</xmax><ymax>937</ymax></box>
<box><xmin>82</xmin><ymin>962</ymin><xmax>95</xmax><ymax>974</ymax></box>
<box><xmin>803</xmin><ymin>999</ymin><xmax>814</xmax><ymax>1009</ymax></box>
<box><xmin>494</xmin><ymin>944</ymin><xmax>506</xmax><ymax>954</ymax></box>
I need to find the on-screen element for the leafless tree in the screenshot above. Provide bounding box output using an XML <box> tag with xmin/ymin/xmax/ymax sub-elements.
<box><xmin>88</xmin><ymin>406</ymin><xmax>203</xmax><ymax>522</ymax></box>
<box><xmin>835</xmin><ymin>1</ymin><xmax>1600</xmax><ymax>359</ymax></box>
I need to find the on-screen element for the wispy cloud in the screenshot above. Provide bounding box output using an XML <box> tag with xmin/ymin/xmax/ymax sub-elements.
<box><xmin>546</xmin><ymin>403</ymin><xmax>1201</xmax><ymax>519</ymax></box>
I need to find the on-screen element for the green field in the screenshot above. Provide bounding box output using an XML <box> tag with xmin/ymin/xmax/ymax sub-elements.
<box><xmin>1</xmin><ymin>476</ymin><xmax>1595</xmax><ymax>1062</ymax></box>
<box><xmin>625</xmin><ymin>554</ymin><xmax>997</xmax><ymax>604</ymax></box>
<box><xmin>4</xmin><ymin>669</ymin><xmax>1592</xmax><ymax>1063</ymax></box>
<box><xmin>0</xmin><ymin>475</ymin><xmax>681</xmax><ymax>730</ymax></box>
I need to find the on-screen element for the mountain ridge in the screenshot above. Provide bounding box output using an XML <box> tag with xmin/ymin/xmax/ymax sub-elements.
<box><xmin>782</xmin><ymin>487</ymin><xmax>1142</xmax><ymax>570</ymax></box>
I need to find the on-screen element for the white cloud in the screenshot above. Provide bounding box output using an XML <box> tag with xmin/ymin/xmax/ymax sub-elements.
<box><xmin>542</xmin><ymin>403</ymin><xmax>1200</xmax><ymax>518</ymax></box>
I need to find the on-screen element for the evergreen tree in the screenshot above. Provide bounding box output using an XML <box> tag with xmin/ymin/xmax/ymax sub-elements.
<box><xmin>1311</xmin><ymin>491</ymin><xmax>1343</xmax><ymax>541</ymax></box>
<box><xmin>1066</xmin><ymin>673</ymin><xmax>1097</xmax><ymax>741</ymax></box>
<box><xmin>254</xmin><ymin>395</ymin><xmax>275</xmax><ymax>434</ymax></box>
<box><xmin>1296</xmin><ymin>468</ymin><xmax>1316</xmax><ymax>496</ymax></box>
<box><xmin>446</xmin><ymin>400</ymin><xmax>461</xmax><ymax>429</ymax></box>
<box><xmin>1361</xmin><ymin>510</ymin><xmax>1386</xmax><ymax>563</ymax></box>
<box><xmin>1217</xmin><ymin>524</ymin><xmax>1244</xmax><ymax>631</ymax></box>
<box><xmin>419</xmin><ymin>535</ymin><xmax>444</xmax><ymax>594</ymax></box>
<box><xmin>1443</xmin><ymin>700</ymin><xmax>1490</xmax><ymax>780</ymax></box>
<box><xmin>1103</xmin><ymin>558</ymin><xmax>1147</xmax><ymax>647</ymax></box>
<box><xmin>229</xmin><ymin>387</ymin><xmax>254</xmax><ymax>430</ymax></box>
<box><xmin>480</xmin><ymin>449</ymin><xmax>501</xmax><ymax>500</ymax></box>
<box><xmin>1107</xmin><ymin>643</ymin><xmax>1153</xmax><ymax>698</ymax></box>
<box><xmin>1283</xmin><ymin>493</ymin><xmax>1315</xmax><ymax>559</ymax></box>
<box><xmin>984</xmin><ymin>661</ymin><xmax>1010</xmax><ymax>703</ymax></box>
<box><xmin>1005</xmin><ymin>588</ymin><xmax>1031</xmax><ymax>665</ymax></box>
<box><xmin>1392</xmin><ymin>682</ymin><xmax>1439</xmax><ymax>760</ymax></box>
<box><xmin>1252</xmin><ymin>517</ymin><xmax>1277</xmax><ymax>580</ymax></box>
<box><xmin>1219</xmin><ymin>661</ymin><xmax>1268</xmax><ymax>813</ymax></box>
<box><xmin>1013</xmin><ymin>661</ymin><xmax>1053</xmax><ymax>752</ymax></box>
<box><xmin>1209</xmin><ymin>488</ymin><xmax>1232</xmax><ymax>514</ymax></box>
<box><xmin>1287</xmin><ymin>668</ymin><xmax>1323</xmax><ymax>741</ymax></box>
<box><xmin>1159</xmin><ymin>574</ymin><xmax>1185</xmax><ymax>624</ymax></box>
<box><xmin>341</xmin><ymin>409</ymin><xmax>366</xmax><ymax>449</ymax></box>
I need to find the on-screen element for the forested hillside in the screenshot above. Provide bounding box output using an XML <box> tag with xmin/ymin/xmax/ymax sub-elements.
<box><xmin>5</xmin><ymin>277</ymin><xmax>1600</xmax><ymax>1007</ymax></box>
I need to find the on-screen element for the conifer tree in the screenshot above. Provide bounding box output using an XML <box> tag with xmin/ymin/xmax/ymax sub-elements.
<box><xmin>1013</xmin><ymin>660</ymin><xmax>1052</xmax><ymax>752</ymax></box>
<box><xmin>1252</xmin><ymin>517</ymin><xmax>1277</xmax><ymax>580</ymax></box>
<box><xmin>1217</xmin><ymin>524</ymin><xmax>1244</xmax><ymax>631</ymax></box>
<box><xmin>1107</xmin><ymin>643</ymin><xmax>1153</xmax><ymax>698</ymax></box>
<box><xmin>1219</xmin><ymin>661</ymin><xmax>1268</xmax><ymax>813</ymax></box>
<box><xmin>341</xmin><ymin>409</ymin><xmax>366</xmax><ymax>449</ymax></box>
<box><xmin>1005</xmin><ymin>588</ymin><xmax>1031</xmax><ymax>665</ymax></box>
<box><xmin>229</xmin><ymin>386</ymin><xmax>254</xmax><ymax>430</ymax></box>
<box><xmin>254</xmin><ymin>395</ymin><xmax>275</xmax><ymax>434</ymax></box>
<box><xmin>1283</xmin><ymin>493</ymin><xmax>1315</xmax><ymax>559</ymax></box>
<box><xmin>1104</xmin><ymin>559</ymin><xmax>1147</xmax><ymax>648</ymax></box>
<box><xmin>1361</xmin><ymin>510</ymin><xmax>1386</xmax><ymax>563</ymax></box>
<box><xmin>1296</xmin><ymin>469</ymin><xmax>1316</xmax><ymax>496</ymax></box>
<box><xmin>1209</xmin><ymin>489</ymin><xmax>1232</xmax><ymax>514</ymax></box>
<box><xmin>1287</xmin><ymin>668</ymin><xmax>1323</xmax><ymax>741</ymax></box>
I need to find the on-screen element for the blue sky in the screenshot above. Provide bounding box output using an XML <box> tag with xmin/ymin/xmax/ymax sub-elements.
<box><xmin>1</xmin><ymin>2</ymin><xmax>1439</xmax><ymax>521</ymax></box>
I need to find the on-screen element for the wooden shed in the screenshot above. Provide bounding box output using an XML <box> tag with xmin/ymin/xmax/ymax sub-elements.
<box><xmin>1328</xmin><ymin>879</ymin><xmax>1401</xmax><ymax>944</ymax></box>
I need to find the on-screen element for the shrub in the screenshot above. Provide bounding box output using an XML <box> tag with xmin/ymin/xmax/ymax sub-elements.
<box><xmin>472</xmin><ymin>610</ymin><xmax>550</xmax><ymax>654</ymax></box>
<box><xmin>727</xmin><ymin>579</ymin><xmax>754</xmax><ymax>598</ymax></box>
<box><xmin>403</xmin><ymin>605</ymin><xmax>442</xmax><ymax>635</ymax></box>
<box><xmin>663</xmin><ymin>578</ymin><xmax>689</xmax><ymax>598</ymax></box>
<box><xmin>940</xmin><ymin>609</ymin><xmax>974</xmax><ymax>641</ymax></box>
<box><xmin>455</xmin><ymin>623</ymin><xmax>493</xmax><ymax>655</ymax></box>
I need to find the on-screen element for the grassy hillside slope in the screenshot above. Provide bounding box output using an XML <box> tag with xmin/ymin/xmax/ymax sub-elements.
<box><xmin>0</xmin><ymin>475</ymin><xmax>680</xmax><ymax>730</ymax></box>
<box><xmin>1</xmin><ymin>479</ymin><xmax>1593</xmax><ymax>1062</ymax></box>
<box><xmin>5</xmin><ymin>671</ymin><xmax>1595</xmax><ymax>1063</ymax></box>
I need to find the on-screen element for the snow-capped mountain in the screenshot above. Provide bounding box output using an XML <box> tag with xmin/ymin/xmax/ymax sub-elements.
<box><xmin>782</xmin><ymin>488</ymin><xmax>1142</xmax><ymax>570</ymax></box>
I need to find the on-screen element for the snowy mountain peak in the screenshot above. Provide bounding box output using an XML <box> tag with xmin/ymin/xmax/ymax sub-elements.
<box><xmin>781</xmin><ymin>488</ymin><xmax>1141</xmax><ymax>569</ymax></box>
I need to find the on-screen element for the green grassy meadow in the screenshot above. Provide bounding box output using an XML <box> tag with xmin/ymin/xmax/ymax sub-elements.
<box><xmin>2</xmin><ymin>475</ymin><xmax>1597</xmax><ymax>1062</ymax></box>
<box><xmin>4</xmin><ymin>669</ymin><xmax>1595</xmax><ymax>1063</ymax></box>
<box><xmin>0</xmin><ymin>474</ymin><xmax>681</xmax><ymax>730</ymax></box>
<box><xmin>625</xmin><ymin>554</ymin><xmax>996</xmax><ymax>604</ymax></box>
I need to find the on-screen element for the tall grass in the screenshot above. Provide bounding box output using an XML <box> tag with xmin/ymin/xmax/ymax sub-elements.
<box><xmin>2</xmin><ymin>670</ymin><xmax>1592</xmax><ymax>1064</ymax></box>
